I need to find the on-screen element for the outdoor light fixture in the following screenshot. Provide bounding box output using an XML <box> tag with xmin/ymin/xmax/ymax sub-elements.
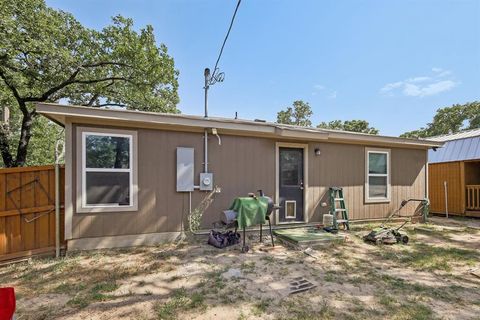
<box><xmin>314</xmin><ymin>148</ymin><xmax>321</xmax><ymax>156</ymax></box>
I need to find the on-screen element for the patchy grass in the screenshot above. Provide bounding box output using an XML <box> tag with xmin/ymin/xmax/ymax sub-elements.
<box><xmin>282</xmin><ymin>299</ymin><xmax>334</xmax><ymax>320</ymax></box>
<box><xmin>154</xmin><ymin>288</ymin><xmax>206</xmax><ymax>320</ymax></box>
<box><xmin>378</xmin><ymin>243</ymin><xmax>479</xmax><ymax>271</ymax></box>
<box><xmin>2</xmin><ymin>218</ymin><xmax>479</xmax><ymax>320</ymax></box>
<box><xmin>251</xmin><ymin>298</ymin><xmax>272</xmax><ymax>316</ymax></box>
<box><xmin>391</xmin><ymin>300</ymin><xmax>435</xmax><ymax>320</ymax></box>
<box><xmin>240</xmin><ymin>261</ymin><xmax>256</xmax><ymax>273</ymax></box>
<box><xmin>67</xmin><ymin>279</ymin><xmax>119</xmax><ymax>308</ymax></box>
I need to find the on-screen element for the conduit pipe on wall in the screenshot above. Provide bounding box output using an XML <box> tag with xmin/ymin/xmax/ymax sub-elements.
<box><xmin>204</xmin><ymin>129</ymin><xmax>208</xmax><ymax>173</ymax></box>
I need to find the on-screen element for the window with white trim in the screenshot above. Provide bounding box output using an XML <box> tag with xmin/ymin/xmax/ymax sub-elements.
<box><xmin>82</xmin><ymin>131</ymin><xmax>134</xmax><ymax>208</ymax></box>
<box><xmin>366</xmin><ymin>148</ymin><xmax>390</xmax><ymax>202</ymax></box>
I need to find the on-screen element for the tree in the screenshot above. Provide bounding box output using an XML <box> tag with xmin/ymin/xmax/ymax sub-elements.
<box><xmin>0</xmin><ymin>0</ymin><xmax>179</xmax><ymax>167</ymax></box>
<box><xmin>401</xmin><ymin>101</ymin><xmax>480</xmax><ymax>138</ymax></box>
<box><xmin>317</xmin><ymin>119</ymin><xmax>379</xmax><ymax>134</ymax></box>
<box><xmin>276</xmin><ymin>100</ymin><xmax>313</xmax><ymax>126</ymax></box>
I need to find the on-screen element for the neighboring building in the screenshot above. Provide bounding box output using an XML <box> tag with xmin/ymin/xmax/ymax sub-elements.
<box><xmin>428</xmin><ymin>128</ymin><xmax>480</xmax><ymax>217</ymax></box>
<box><xmin>37</xmin><ymin>103</ymin><xmax>442</xmax><ymax>250</ymax></box>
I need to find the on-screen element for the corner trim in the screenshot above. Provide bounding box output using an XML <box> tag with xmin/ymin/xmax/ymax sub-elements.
<box><xmin>64</xmin><ymin>122</ymin><xmax>73</xmax><ymax>240</ymax></box>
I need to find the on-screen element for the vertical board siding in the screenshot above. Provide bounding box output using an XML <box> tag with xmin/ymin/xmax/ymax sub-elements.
<box><xmin>428</xmin><ymin>162</ymin><xmax>464</xmax><ymax>215</ymax></box>
<box><xmin>0</xmin><ymin>165</ymin><xmax>65</xmax><ymax>261</ymax></box>
<box><xmin>70</xmin><ymin>124</ymin><xmax>427</xmax><ymax>239</ymax></box>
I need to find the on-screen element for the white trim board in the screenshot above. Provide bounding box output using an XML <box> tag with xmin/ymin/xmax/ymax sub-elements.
<box><xmin>275</xmin><ymin>142</ymin><xmax>309</xmax><ymax>224</ymax></box>
<box><xmin>64</xmin><ymin>121</ymin><xmax>73</xmax><ymax>240</ymax></box>
<box><xmin>365</xmin><ymin>147</ymin><xmax>391</xmax><ymax>203</ymax></box>
<box><xmin>76</xmin><ymin>126</ymin><xmax>138</xmax><ymax>213</ymax></box>
<box><xmin>285</xmin><ymin>200</ymin><xmax>297</xmax><ymax>219</ymax></box>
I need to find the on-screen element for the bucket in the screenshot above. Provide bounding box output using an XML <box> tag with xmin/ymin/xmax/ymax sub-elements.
<box><xmin>323</xmin><ymin>214</ymin><xmax>334</xmax><ymax>227</ymax></box>
<box><xmin>222</xmin><ymin>210</ymin><xmax>238</xmax><ymax>224</ymax></box>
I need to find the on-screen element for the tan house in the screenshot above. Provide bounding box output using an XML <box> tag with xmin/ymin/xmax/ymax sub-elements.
<box><xmin>37</xmin><ymin>103</ymin><xmax>442</xmax><ymax>250</ymax></box>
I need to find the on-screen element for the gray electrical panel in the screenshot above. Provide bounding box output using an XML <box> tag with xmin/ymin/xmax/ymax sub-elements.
<box><xmin>176</xmin><ymin>147</ymin><xmax>194</xmax><ymax>192</ymax></box>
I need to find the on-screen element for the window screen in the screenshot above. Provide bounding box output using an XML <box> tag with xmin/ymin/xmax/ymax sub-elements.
<box><xmin>83</xmin><ymin>133</ymin><xmax>133</xmax><ymax>207</ymax></box>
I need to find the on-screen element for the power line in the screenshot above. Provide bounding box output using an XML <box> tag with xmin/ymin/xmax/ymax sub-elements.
<box><xmin>211</xmin><ymin>0</ymin><xmax>242</xmax><ymax>80</ymax></box>
<box><xmin>204</xmin><ymin>0</ymin><xmax>242</xmax><ymax>118</ymax></box>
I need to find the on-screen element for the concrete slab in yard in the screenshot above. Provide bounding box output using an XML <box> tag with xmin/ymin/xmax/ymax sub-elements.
<box><xmin>273</xmin><ymin>227</ymin><xmax>346</xmax><ymax>248</ymax></box>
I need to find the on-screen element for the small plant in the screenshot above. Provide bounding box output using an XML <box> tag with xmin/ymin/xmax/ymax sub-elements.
<box><xmin>260</xmin><ymin>255</ymin><xmax>275</xmax><ymax>264</ymax></box>
<box><xmin>251</xmin><ymin>299</ymin><xmax>271</xmax><ymax>316</ymax></box>
<box><xmin>154</xmin><ymin>288</ymin><xmax>206</xmax><ymax>320</ymax></box>
<box><xmin>240</xmin><ymin>261</ymin><xmax>256</xmax><ymax>274</ymax></box>
<box><xmin>379</xmin><ymin>295</ymin><xmax>397</xmax><ymax>308</ymax></box>
<box><xmin>66</xmin><ymin>280</ymin><xmax>118</xmax><ymax>308</ymax></box>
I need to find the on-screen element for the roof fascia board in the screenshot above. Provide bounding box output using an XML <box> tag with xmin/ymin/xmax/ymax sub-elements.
<box><xmin>37</xmin><ymin>103</ymin><xmax>275</xmax><ymax>134</ymax></box>
<box><xmin>36</xmin><ymin>103</ymin><xmax>443</xmax><ymax>148</ymax></box>
<box><xmin>327</xmin><ymin>132</ymin><xmax>443</xmax><ymax>148</ymax></box>
<box><xmin>275</xmin><ymin>128</ymin><xmax>328</xmax><ymax>140</ymax></box>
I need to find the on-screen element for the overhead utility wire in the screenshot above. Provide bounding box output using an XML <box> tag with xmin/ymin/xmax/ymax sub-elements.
<box><xmin>210</xmin><ymin>0</ymin><xmax>242</xmax><ymax>80</ymax></box>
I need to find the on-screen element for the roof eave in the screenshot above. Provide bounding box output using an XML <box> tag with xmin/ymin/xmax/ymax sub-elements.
<box><xmin>35</xmin><ymin>103</ymin><xmax>444</xmax><ymax>148</ymax></box>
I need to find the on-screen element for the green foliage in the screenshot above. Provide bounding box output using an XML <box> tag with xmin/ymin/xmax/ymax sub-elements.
<box><xmin>85</xmin><ymin>135</ymin><xmax>129</xmax><ymax>168</ymax></box>
<box><xmin>154</xmin><ymin>288</ymin><xmax>206</xmax><ymax>320</ymax></box>
<box><xmin>276</xmin><ymin>100</ymin><xmax>378</xmax><ymax>135</ymax></box>
<box><xmin>317</xmin><ymin>119</ymin><xmax>379</xmax><ymax>134</ymax></box>
<box><xmin>401</xmin><ymin>101</ymin><xmax>480</xmax><ymax>138</ymax></box>
<box><xmin>276</xmin><ymin>100</ymin><xmax>313</xmax><ymax>126</ymax></box>
<box><xmin>0</xmin><ymin>0</ymin><xmax>179</xmax><ymax>167</ymax></box>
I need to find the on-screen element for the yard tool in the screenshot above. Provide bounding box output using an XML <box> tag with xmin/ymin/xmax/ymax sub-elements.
<box><xmin>363</xmin><ymin>198</ymin><xmax>429</xmax><ymax>245</ymax></box>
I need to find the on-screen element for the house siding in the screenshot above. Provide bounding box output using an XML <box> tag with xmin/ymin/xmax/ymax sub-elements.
<box><xmin>70</xmin><ymin>124</ymin><xmax>426</xmax><ymax>240</ymax></box>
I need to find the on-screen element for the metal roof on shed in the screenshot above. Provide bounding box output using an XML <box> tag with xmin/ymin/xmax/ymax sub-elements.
<box><xmin>428</xmin><ymin>128</ymin><xmax>480</xmax><ymax>142</ymax></box>
<box><xmin>428</xmin><ymin>134</ymin><xmax>480</xmax><ymax>163</ymax></box>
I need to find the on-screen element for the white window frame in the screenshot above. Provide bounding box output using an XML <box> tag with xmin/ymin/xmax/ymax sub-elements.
<box><xmin>365</xmin><ymin>147</ymin><xmax>391</xmax><ymax>203</ymax></box>
<box><xmin>76</xmin><ymin>127</ymin><xmax>138</xmax><ymax>213</ymax></box>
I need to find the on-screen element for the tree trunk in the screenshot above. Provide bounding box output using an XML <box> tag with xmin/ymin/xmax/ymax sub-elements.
<box><xmin>14</xmin><ymin>112</ymin><xmax>35</xmax><ymax>167</ymax></box>
<box><xmin>0</xmin><ymin>124</ymin><xmax>14</xmax><ymax>167</ymax></box>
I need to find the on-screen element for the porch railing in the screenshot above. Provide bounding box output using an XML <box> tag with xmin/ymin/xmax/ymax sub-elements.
<box><xmin>466</xmin><ymin>185</ymin><xmax>480</xmax><ymax>210</ymax></box>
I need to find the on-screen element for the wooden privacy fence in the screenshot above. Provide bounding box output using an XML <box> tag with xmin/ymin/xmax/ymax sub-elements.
<box><xmin>0</xmin><ymin>165</ymin><xmax>65</xmax><ymax>262</ymax></box>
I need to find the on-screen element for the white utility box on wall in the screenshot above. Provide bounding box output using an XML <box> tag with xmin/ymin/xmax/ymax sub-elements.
<box><xmin>176</xmin><ymin>147</ymin><xmax>194</xmax><ymax>192</ymax></box>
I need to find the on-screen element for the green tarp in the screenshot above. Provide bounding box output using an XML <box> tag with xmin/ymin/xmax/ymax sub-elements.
<box><xmin>229</xmin><ymin>196</ymin><xmax>268</xmax><ymax>229</ymax></box>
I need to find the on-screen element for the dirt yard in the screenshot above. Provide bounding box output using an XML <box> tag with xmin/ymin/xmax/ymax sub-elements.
<box><xmin>1</xmin><ymin>216</ymin><xmax>479</xmax><ymax>320</ymax></box>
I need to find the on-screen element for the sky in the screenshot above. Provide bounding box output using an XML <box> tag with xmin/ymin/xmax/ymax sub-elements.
<box><xmin>46</xmin><ymin>0</ymin><xmax>480</xmax><ymax>136</ymax></box>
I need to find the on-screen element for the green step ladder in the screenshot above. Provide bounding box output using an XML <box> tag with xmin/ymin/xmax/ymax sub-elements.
<box><xmin>329</xmin><ymin>187</ymin><xmax>350</xmax><ymax>230</ymax></box>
